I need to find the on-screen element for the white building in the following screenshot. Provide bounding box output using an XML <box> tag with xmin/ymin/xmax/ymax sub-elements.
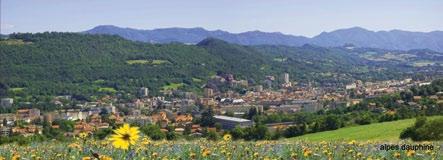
<box><xmin>0</xmin><ymin>98</ymin><xmax>13</xmax><ymax>108</ymax></box>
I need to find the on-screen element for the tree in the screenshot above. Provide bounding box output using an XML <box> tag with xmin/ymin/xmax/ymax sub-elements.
<box><xmin>140</xmin><ymin>124</ymin><xmax>165</xmax><ymax>140</ymax></box>
<box><xmin>200</xmin><ymin>108</ymin><xmax>215</xmax><ymax>127</ymax></box>
<box><xmin>230</xmin><ymin>126</ymin><xmax>244</xmax><ymax>140</ymax></box>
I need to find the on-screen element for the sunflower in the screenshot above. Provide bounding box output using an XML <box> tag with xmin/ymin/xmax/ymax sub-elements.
<box><xmin>12</xmin><ymin>153</ymin><xmax>20</xmax><ymax>160</ymax></box>
<box><xmin>109</xmin><ymin>123</ymin><xmax>140</xmax><ymax>150</ymax></box>
<box><xmin>223</xmin><ymin>134</ymin><xmax>232</xmax><ymax>141</ymax></box>
<box><xmin>82</xmin><ymin>157</ymin><xmax>91</xmax><ymax>160</ymax></box>
<box><xmin>406</xmin><ymin>150</ymin><xmax>415</xmax><ymax>157</ymax></box>
<box><xmin>202</xmin><ymin>148</ymin><xmax>211</xmax><ymax>157</ymax></box>
<box><xmin>303</xmin><ymin>148</ymin><xmax>312</xmax><ymax>157</ymax></box>
<box><xmin>99</xmin><ymin>155</ymin><xmax>113</xmax><ymax>160</ymax></box>
<box><xmin>393</xmin><ymin>152</ymin><xmax>401</xmax><ymax>159</ymax></box>
<box><xmin>79</xmin><ymin>132</ymin><xmax>88</xmax><ymax>139</ymax></box>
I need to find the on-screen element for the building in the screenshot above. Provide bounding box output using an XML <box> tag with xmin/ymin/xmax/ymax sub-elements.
<box><xmin>283</xmin><ymin>73</ymin><xmax>290</xmax><ymax>84</ymax></box>
<box><xmin>213</xmin><ymin>115</ymin><xmax>253</xmax><ymax>129</ymax></box>
<box><xmin>204</xmin><ymin>88</ymin><xmax>214</xmax><ymax>98</ymax></box>
<box><xmin>0</xmin><ymin>98</ymin><xmax>13</xmax><ymax>108</ymax></box>
<box><xmin>139</xmin><ymin>87</ymin><xmax>149</xmax><ymax>97</ymax></box>
<box><xmin>16</xmin><ymin>109</ymin><xmax>40</xmax><ymax>123</ymax></box>
<box><xmin>0</xmin><ymin>113</ymin><xmax>15</xmax><ymax>126</ymax></box>
<box><xmin>0</xmin><ymin>127</ymin><xmax>11</xmax><ymax>136</ymax></box>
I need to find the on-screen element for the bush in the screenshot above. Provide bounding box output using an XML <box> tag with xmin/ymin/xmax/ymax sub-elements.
<box><xmin>400</xmin><ymin>117</ymin><xmax>443</xmax><ymax>141</ymax></box>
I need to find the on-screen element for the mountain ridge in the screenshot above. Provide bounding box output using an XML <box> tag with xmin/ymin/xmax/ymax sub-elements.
<box><xmin>85</xmin><ymin>25</ymin><xmax>443</xmax><ymax>52</ymax></box>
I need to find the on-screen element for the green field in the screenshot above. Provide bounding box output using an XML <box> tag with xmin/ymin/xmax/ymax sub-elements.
<box><xmin>97</xmin><ymin>87</ymin><xmax>117</xmax><ymax>93</ymax></box>
<box><xmin>291</xmin><ymin>116</ymin><xmax>443</xmax><ymax>141</ymax></box>
<box><xmin>162</xmin><ymin>83</ymin><xmax>184</xmax><ymax>90</ymax></box>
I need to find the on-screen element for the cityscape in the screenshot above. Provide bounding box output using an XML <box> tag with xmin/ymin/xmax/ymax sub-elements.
<box><xmin>1</xmin><ymin>0</ymin><xmax>443</xmax><ymax>159</ymax></box>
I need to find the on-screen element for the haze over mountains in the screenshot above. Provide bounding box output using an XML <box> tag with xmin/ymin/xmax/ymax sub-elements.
<box><xmin>85</xmin><ymin>25</ymin><xmax>443</xmax><ymax>52</ymax></box>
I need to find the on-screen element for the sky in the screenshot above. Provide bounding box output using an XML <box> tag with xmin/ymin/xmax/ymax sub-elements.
<box><xmin>1</xmin><ymin>0</ymin><xmax>442</xmax><ymax>37</ymax></box>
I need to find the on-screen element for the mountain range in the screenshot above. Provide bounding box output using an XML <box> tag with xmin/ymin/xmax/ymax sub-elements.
<box><xmin>85</xmin><ymin>25</ymin><xmax>443</xmax><ymax>52</ymax></box>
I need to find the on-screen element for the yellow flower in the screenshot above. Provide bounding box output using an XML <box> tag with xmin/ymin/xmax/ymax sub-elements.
<box><xmin>253</xmin><ymin>152</ymin><xmax>259</xmax><ymax>157</ymax></box>
<box><xmin>99</xmin><ymin>155</ymin><xmax>113</xmax><ymax>160</ymax></box>
<box><xmin>223</xmin><ymin>134</ymin><xmax>232</xmax><ymax>141</ymax></box>
<box><xmin>190</xmin><ymin>152</ymin><xmax>196</xmax><ymax>159</ymax></box>
<box><xmin>202</xmin><ymin>148</ymin><xmax>211</xmax><ymax>157</ymax></box>
<box><xmin>303</xmin><ymin>148</ymin><xmax>312</xmax><ymax>157</ymax></box>
<box><xmin>79</xmin><ymin>132</ymin><xmax>88</xmax><ymax>139</ymax></box>
<box><xmin>82</xmin><ymin>157</ymin><xmax>91</xmax><ymax>160</ymax></box>
<box><xmin>291</xmin><ymin>152</ymin><xmax>297</xmax><ymax>159</ymax></box>
<box><xmin>12</xmin><ymin>154</ymin><xmax>20</xmax><ymax>160</ymax></box>
<box><xmin>357</xmin><ymin>152</ymin><xmax>363</xmax><ymax>157</ymax></box>
<box><xmin>347</xmin><ymin>140</ymin><xmax>357</xmax><ymax>145</ymax></box>
<box><xmin>109</xmin><ymin>123</ymin><xmax>140</xmax><ymax>150</ymax></box>
<box><xmin>68</xmin><ymin>142</ymin><xmax>82</xmax><ymax>149</ymax></box>
<box><xmin>406</xmin><ymin>150</ymin><xmax>415</xmax><ymax>157</ymax></box>
<box><xmin>141</xmin><ymin>137</ymin><xmax>151</xmax><ymax>145</ymax></box>
<box><xmin>0</xmin><ymin>156</ymin><xmax>5</xmax><ymax>160</ymax></box>
<box><xmin>152</xmin><ymin>152</ymin><xmax>158</xmax><ymax>158</ymax></box>
<box><xmin>393</xmin><ymin>152</ymin><xmax>401</xmax><ymax>159</ymax></box>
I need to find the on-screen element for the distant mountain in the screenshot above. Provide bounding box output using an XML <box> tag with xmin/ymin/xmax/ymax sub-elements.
<box><xmin>85</xmin><ymin>25</ymin><xmax>309</xmax><ymax>46</ymax></box>
<box><xmin>85</xmin><ymin>25</ymin><xmax>443</xmax><ymax>52</ymax></box>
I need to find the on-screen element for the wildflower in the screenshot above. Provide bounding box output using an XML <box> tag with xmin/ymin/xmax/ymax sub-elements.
<box><xmin>406</xmin><ymin>150</ymin><xmax>415</xmax><ymax>157</ymax></box>
<box><xmin>99</xmin><ymin>155</ymin><xmax>113</xmax><ymax>160</ymax></box>
<box><xmin>291</xmin><ymin>152</ymin><xmax>297</xmax><ymax>159</ymax></box>
<box><xmin>0</xmin><ymin>156</ymin><xmax>5</xmax><ymax>160</ymax></box>
<box><xmin>109</xmin><ymin>123</ymin><xmax>140</xmax><ymax>150</ymax></box>
<box><xmin>82</xmin><ymin>157</ymin><xmax>91</xmax><ymax>160</ymax></box>
<box><xmin>357</xmin><ymin>152</ymin><xmax>363</xmax><ymax>158</ymax></box>
<box><xmin>223</xmin><ymin>134</ymin><xmax>232</xmax><ymax>141</ymax></box>
<box><xmin>12</xmin><ymin>153</ymin><xmax>20</xmax><ymax>160</ymax></box>
<box><xmin>152</xmin><ymin>152</ymin><xmax>158</xmax><ymax>158</ymax></box>
<box><xmin>79</xmin><ymin>132</ymin><xmax>88</xmax><ymax>139</ymax></box>
<box><xmin>393</xmin><ymin>152</ymin><xmax>401</xmax><ymax>159</ymax></box>
<box><xmin>253</xmin><ymin>152</ymin><xmax>259</xmax><ymax>157</ymax></box>
<box><xmin>425</xmin><ymin>150</ymin><xmax>432</xmax><ymax>154</ymax></box>
<box><xmin>190</xmin><ymin>152</ymin><xmax>196</xmax><ymax>159</ymax></box>
<box><xmin>68</xmin><ymin>142</ymin><xmax>81</xmax><ymax>149</ymax></box>
<box><xmin>303</xmin><ymin>148</ymin><xmax>312</xmax><ymax>157</ymax></box>
<box><xmin>141</xmin><ymin>137</ymin><xmax>151</xmax><ymax>145</ymax></box>
<box><xmin>202</xmin><ymin>148</ymin><xmax>211</xmax><ymax>157</ymax></box>
<box><xmin>348</xmin><ymin>140</ymin><xmax>357</xmax><ymax>145</ymax></box>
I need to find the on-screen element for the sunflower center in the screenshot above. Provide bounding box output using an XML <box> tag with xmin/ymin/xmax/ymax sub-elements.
<box><xmin>122</xmin><ymin>134</ymin><xmax>131</xmax><ymax>141</ymax></box>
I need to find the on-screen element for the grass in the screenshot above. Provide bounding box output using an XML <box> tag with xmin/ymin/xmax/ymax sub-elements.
<box><xmin>97</xmin><ymin>87</ymin><xmax>117</xmax><ymax>93</ymax></box>
<box><xmin>192</xmin><ymin>78</ymin><xmax>203</xmax><ymax>83</ymax></box>
<box><xmin>126</xmin><ymin>59</ymin><xmax>170</xmax><ymax>65</ymax></box>
<box><xmin>291</xmin><ymin>116</ymin><xmax>443</xmax><ymax>142</ymax></box>
<box><xmin>0</xmin><ymin>39</ymin><xmax>31</xmax><ymax>45</ymax></box>
<box><xmin>8</xmin><ymin>88</ymin><xmax>24</xmax><ymax>93</ymax></box>
<box><xmin>162</xmin><ymin>83</ymin><xmax>184</xmax><ymax>90</ymax></box>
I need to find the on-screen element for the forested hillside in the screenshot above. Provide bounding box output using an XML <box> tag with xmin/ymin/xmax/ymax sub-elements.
<box><xmin>0</xmin><ymin>32</ymin><xmax>439</xmax><ymax>97</ymax></box>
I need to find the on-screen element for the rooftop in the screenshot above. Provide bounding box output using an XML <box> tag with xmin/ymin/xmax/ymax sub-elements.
<box><xmin>213</xmin><ymin>115</ymin><xmax>251</xmax><ymax>122</ymax></box>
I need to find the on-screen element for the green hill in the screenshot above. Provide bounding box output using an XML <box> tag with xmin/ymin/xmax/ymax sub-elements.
<box><xmin>0</xmin><ymin>32</ymin><xmax>431</xmax><ymax>97</ymax></box>
<box><xmin>291</xmin><ymin>116</ymin><xmax>443</xmax><ymax>142</ymax></box>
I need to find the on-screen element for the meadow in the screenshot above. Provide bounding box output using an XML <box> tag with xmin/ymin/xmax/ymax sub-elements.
<box><xmin>1</xmin><ymin>138</ymin><xmax>441</xmax><ymax>160</ymax></box>
<box><xmin>1</xmin><ymin>118</ymin><xmax>442</xmax><ymax>159</ymax></box>
<box><xmin>293</xmin><ymin>116</ymin><xmax>443</xmax><ymax>142</ymax></box>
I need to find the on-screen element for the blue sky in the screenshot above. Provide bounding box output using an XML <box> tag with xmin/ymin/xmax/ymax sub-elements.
<box><xmin>1</xmin><ymin>0</ymin><xmax>442</xmax><ymax>37</ymax></box>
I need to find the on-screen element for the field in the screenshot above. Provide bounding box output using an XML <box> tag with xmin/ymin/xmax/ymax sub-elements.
<box><xmin>292</xmin><ymin>116</ymin><xmax>443</xmax><ymax>141</ymax></box>
<box><xmin>161</xmin><ymin>83</ymin><xmax>184</xmax><ymax>91</ymax></box>
<box><xmin>1</xmin><ymin>138</ymin><xmax>441</xmax><ymax>159</ymax></box>
<box><xmin>1</xmin><ymin>117</ymin><xmax>442</xmax><ymax>159</ymax></box>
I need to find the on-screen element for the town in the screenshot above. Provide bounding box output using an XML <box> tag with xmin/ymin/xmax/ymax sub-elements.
<box><xmin>1</xmin><ymin>72</ymin><xmax>440</xmax><ymax>140</ymax></box>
